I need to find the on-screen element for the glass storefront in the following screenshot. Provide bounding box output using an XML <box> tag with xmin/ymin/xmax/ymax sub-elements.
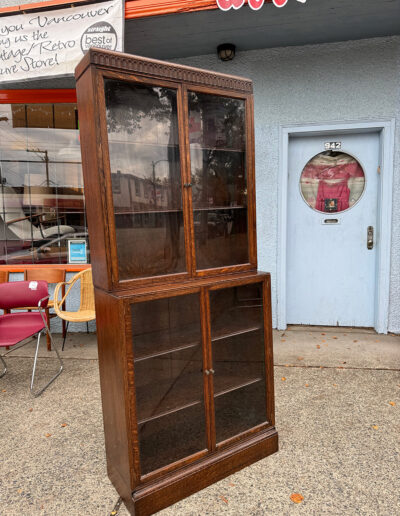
<box><xmin>0</xmin><ymin>101</ymin><xmax>88</xmax><ymax>264</ymax></box>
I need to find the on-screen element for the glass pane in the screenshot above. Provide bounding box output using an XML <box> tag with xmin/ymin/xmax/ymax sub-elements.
<box><xmin>188</xmin><ymin>91</ymin><xmax>248</xmax><ymax>270</ymax></box>
<box><xmin>0</xmin><ymin>103</ymin><xmax>87</xmax><ymax>264</ymax></box>
<box><xmin>105</xmin><ymin>79</ymin><xmax>185</xmax><ymax>280</ymax></box>
<box><xmin>131</xmin><ymin>294</ymin><xmax>206</xmax><ymax>474</ymax></box>
<box><xmin>210</xmin><ymin>283</ymin><xmax>267</xmax><ymax>443</ymax></box>
<box><xmin>137</xmin><ymin>405</ymin><xmax>206</xmax><ymax>476</ymax></box>
<box><xmin>300</xmin><ymin>151</ymin><xmax>366</xmax><ymax>213</ymax></box>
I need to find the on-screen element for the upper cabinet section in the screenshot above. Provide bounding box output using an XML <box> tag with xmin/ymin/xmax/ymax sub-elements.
<box><xmin>75</xmin><ymin>49</ymin><xmax>256</xmax><ymax>291</ymax></box>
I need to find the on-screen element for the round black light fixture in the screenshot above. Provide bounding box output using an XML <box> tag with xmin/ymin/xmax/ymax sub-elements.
<box><xmin>217</xmin><ymin>43</ymin><xmax>236</xmax><ymax>62</ymax></box>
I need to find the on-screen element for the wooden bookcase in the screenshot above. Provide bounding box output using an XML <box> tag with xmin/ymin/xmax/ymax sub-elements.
<box><xmin>75</xmin><ymin>48</ymin><xmax>278</xmax><ymax>516</ymax></box>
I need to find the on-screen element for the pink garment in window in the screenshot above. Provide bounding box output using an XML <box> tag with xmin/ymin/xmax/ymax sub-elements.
<box><xmin>316</xmin><ymin>180</ymin><xmax>350</xmax><ymax>212</ymax></box>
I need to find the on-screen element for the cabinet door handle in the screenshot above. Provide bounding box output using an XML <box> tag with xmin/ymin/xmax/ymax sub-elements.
<box><xmin>210</xmin><ymin>369</ymin><xmax>215</xmax><ymax>374</ymax></box>
<box><xmin>183</xmin><ymin>183</ymin><xmax>192</xmax><ymax>188</ymax></box>
<box><xmin>367</xmin><ymin>226</ymin><xmax>374</xmax><ymax>250</ymax></box>
<box><xmin>204</xmin><ymin>369</ymin><xmax>210</xmax><ymax>375</ymax></box>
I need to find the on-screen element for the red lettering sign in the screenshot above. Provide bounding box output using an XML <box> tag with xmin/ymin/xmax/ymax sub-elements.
<box><xmin>248</xmin><ymin>0</ymin><xmax>265</xmax><ymax>10</ymax></box>
<box><xmin>272</xmin><ymin>0</ymin><xmax>289</xmax><ymax>7</ymax></box>
<box><xmin>216</xmin><ymin>0</ymin><xmax>245</xmax><ymax>11</ymax></box>
<box><xmin>217</xmin><ymin>0</ymin><xmax>303</xmax><ymax>10</ymax></box>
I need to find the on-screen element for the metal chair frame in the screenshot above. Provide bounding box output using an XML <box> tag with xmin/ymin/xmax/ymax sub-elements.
<box><xmin>0</xmin><ymin>295</ymin><xmax>64</xmax><ymax>397</ymax></box>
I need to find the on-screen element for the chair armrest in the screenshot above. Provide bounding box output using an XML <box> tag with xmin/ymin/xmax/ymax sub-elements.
<box><xmin>38</xmin><ymin>295</ymin><xmax>49</xmax><ymax>309</ymax></box>
<box><xmin>6</xmin><ymin>213</ymin><xmax>42</xmax><ymax>225</ymax></box>
<box><xmin>38</xmin><ymin>295</ymin><xmax>50</xmax><ymax>327</ymax></box>
<box><xmin>54</xmin><ymin>272</ymin><xmax>85</xmax><ymax>316</ymax></box>
<box><xmin>54</xmin><ymin>281</ymin><xmax>67</xmax><ymax>316</ymax></box>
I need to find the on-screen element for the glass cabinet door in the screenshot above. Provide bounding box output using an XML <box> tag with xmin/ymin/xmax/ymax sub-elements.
<box><xmin>104</xmin><ymin>79</ymin><xmax>186</xmax><ymax>281</ymax></box>
<box><xmin>131</xmin><ymin>293</ymin><xmax>206</xmax><ymax>475</ymax></box>
<box><xmin>209</xmin><ymin>283</ymin><xmax>267</xmax><ymax>444</ymax></box>
<box><xmin>188</xmin><ymin>91</ymin><xmax>249</xmax><ymax>271</ymax></box>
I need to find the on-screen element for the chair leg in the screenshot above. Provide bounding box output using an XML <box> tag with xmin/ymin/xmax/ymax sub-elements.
<box><xmin>45</xmin><ymin>308</ymin><xmax>51</xmax><ymax>351</ymax></box>
<box><xmin>5</xmin><ymin>309</ymin><xmax>10</xmax><ymax>351</ymax></box>
<box><xmin>0</xmin><ymin>354</ymin><xmax>6</xmax><ymax>378</ymax></box>
<box><xmin>62</xmin><ymin>321</ymin><xmax>69</xmax><ymax>351</ymax></box>
<box><xmin>62</xmin><ymin>319</ymin><xmax>66</xmax><ymax>340</ymax></box>
<box><xmin>30</xmin><ymin>329</ymin><xmax>64</xmax><ymax>398</ymax></box>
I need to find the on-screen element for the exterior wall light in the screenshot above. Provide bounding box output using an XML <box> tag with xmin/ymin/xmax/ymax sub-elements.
<box><xmin>217</xmin><ymin>44</ymin><xmax>236</xmax><ymax>61</ymax></box>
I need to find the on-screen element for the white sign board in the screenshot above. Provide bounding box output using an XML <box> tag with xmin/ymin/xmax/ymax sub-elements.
<box><xmin>0</xmin><ymin>0</ymin><xmax>124</xmax><ymax>83</ymax></box>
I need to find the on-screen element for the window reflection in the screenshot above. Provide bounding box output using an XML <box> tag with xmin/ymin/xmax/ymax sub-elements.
<box><xmin>188</xmin><ymin>92</ymin><xmax>248</xmax><ymax>269</ymax></box>
<box><xmin>0</xmin><ymin>103</ymin><xmax>87</xmax><ymax>264</ymax></box>
<box><xmin>300</xmin><ymin>151</ymin><xmax>365</xmax><ymax>213</ymax></box>
<box><xmin>105</xmin><ymin>79</ymin><xmax>186</xmax><ymax>280</ymax></box>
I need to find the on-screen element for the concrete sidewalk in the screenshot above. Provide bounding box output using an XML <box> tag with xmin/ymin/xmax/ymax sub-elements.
<box><xmin>0</xmin><ymin>327</ymin><xmax>399</xmax><ymax>515</ymax></box>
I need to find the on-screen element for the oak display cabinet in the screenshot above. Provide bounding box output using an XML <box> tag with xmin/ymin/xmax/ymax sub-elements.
<box><xmin>75</xmin><ymin>48</ymin><xmax>278</xmax><ymax>516</ymax></box>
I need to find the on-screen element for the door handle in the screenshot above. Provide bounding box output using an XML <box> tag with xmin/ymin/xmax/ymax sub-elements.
<box><xmin>367</xmin><ymin>226</ymin><xmax>374</xmax><ymax>250</ymax></box>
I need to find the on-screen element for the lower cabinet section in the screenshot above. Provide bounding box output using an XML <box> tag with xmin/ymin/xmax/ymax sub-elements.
<box><xmin>95</xmin><ymin>272</ymin><xmax>277</xmax><ymax>516</ymax></box>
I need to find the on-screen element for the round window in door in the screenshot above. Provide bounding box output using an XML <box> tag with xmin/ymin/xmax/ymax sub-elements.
<box><xmin>300</xmin><ymin>151</ymin><xmax>366</xmax><ymax>213</ymax></box>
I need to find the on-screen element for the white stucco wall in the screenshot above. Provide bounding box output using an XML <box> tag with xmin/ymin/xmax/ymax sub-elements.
<box><xmin>173</xmin><ymin>37</ymin><xmax>400</xmax><ymax>332</ymax></box>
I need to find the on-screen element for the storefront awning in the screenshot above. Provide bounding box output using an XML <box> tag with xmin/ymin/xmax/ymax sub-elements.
<box><xmin>123</xmin><ymin>0</ymin><xmax>400</xmax><ymax>59</ymax></box>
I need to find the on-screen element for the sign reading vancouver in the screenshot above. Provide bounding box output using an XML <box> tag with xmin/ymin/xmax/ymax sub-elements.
<box><xmin>0</xmin><ymin>0</ymin><xmax>124</xmax><ymax>83</ymax></box>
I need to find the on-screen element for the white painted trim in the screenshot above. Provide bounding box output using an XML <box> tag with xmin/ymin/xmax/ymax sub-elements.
<box><xmin>277</xmin><ymin>119</ymin><xmax>395</xmax><ymax>333</ymax></box>
<box><xmin>374</xmin><ymin>120</ymin><xmax>395</xmax><ymax>333</ymax></box>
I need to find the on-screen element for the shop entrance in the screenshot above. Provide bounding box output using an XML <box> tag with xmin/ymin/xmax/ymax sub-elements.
<box><xmin>286</xmin><ymin>131</ymin><xmax>380</xmax><ymax>327</ymax></box>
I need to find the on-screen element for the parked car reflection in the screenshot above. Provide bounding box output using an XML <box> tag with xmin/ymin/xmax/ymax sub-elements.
<box><xmin>0</xmin><ymin>232</ymin><xmax>89</xmax><ymax>264</ymax></box>
<box><xmin>194</xmin><ymin>210</ymin><xmax>234</xmax><ymax>238</ymax></box>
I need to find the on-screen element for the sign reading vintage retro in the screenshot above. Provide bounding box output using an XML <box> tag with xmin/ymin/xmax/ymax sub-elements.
<box><xmin>0</xmin><ymin>0</ymin><xmax>124</xmax><ymax>82</ymax></box>
<box><xmin>217</xmin><ymin>0</ymin><xmax>306</xmax><ymax>10</ymax></box>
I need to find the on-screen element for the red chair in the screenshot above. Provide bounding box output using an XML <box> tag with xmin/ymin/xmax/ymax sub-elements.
<box><xmin>0</xmin><ymin>280</ymin><xmax>63</xmax><ymax>397</ymax></box>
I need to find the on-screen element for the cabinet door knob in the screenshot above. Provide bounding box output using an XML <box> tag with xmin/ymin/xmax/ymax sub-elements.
<box><xmin>210</xmin><ymin>369</ymin><xmax>215</xmax><ymax>374</ymax></box>
<box><xmin>183</xmin><ymin>183</ymin><xmax>192</xmax><ymax>188</ymax></box>
<box><xmin>204</xmin><ymin>369</ymin><xmax>210</xmax><ymax>375</ymax></box>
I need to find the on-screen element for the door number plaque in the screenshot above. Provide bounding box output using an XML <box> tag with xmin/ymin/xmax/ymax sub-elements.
<box><xmin>325</xmin><ymin>141</ymin><xmax>341</xmax><ymax>150</ymax></box>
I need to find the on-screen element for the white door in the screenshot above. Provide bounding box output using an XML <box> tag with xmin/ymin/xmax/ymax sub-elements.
<box><xmin>287</xmin><ymin>132</ymin><xmax>380</xmax><ymax>327</ymax></box>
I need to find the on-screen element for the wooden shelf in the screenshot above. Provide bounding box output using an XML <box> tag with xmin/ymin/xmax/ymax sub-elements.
<box><xmin>214</xmin><ymin>376</ymin><xmax>263</xmax><ymax>398</ymax></box>
<box><xmin>134</xmin><ymin>341</ymin><xmax>200</xmax><ymax>363</ymax></box>
<box><xmin>114</xmin><ymin>208</ymin><xmax>183</xmax><ymax>215</ymax></box>
<box><xmin>108</xmin><ymin>140</ymin><xmax>179</xmax><ymax>148</ymax></box>
<box><xmin>136</xmin><ymin>371</ymin><xmax>263</xmax><ymax>425</ymax></box>
<box><xmin>136</xmin><ymin>371</ymin><xmax>204</xmax><ymax>424</ymax></box>
<box><xmin>212</xmin><ymin>324</ymin><xmax>262</xmax><ymax>343</ymax></box>
<box><xmin>138</xmin><ymin>399</ymin><xmax>202</xmax><ymax>426</ymax></box>
<box><xmin>193</xmin><ymin>206</ymin><xmax>246</xmax><ymax>212</ymax></box>
<box><xmin>190</xmin><ymin>145</ymin><xmax>245</xmax><ymax>154</ymax></box>
<box><xmin>114</xmin><ymin>206</ymin><xmax>246</xmax><ymax>216</ymax></box>
<box><xmin>133</xmin><ymin>325</ymin><xmax>201</xmax><ymax>361</ymax></box>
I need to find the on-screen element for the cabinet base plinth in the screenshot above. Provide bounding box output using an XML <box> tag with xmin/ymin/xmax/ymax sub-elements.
<box><xmin>127</xmin><ymin>427</ymin><xmax>278</xmax><ymax>516</ymax></box>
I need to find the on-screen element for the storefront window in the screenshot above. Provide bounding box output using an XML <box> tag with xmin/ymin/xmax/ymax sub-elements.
<box><xmin>0</xmin><ymin>102</ymin><xmax>88</xmax><ymax>264</ymax></box>
<box><xmin>300</xmin><ymin>151</ymin><xmax>365</xmax><ymax>213</ymax></box>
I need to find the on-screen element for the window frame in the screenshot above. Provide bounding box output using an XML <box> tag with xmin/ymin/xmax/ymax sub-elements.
<box><xmin>0</xmin><ymin>88</ymin><xmax>88</xmax><ymax>272</ymax></box>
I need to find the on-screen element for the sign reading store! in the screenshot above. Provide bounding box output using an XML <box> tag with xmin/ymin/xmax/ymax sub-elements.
<box><xmin>217</xmin><ymin>0</ymin><xmax>306</xmax><ymax>10</ymax></box>
<box><xmin>0</xmin><ymin>0</ymin><xmax>124</xmax><ymax>83</ymax></box>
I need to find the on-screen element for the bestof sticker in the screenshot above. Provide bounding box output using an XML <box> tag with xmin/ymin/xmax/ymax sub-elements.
<box><xmin>80</xmin><ymin>21</ymin><xmax>118</xmax><ymax>53</ymax></box>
